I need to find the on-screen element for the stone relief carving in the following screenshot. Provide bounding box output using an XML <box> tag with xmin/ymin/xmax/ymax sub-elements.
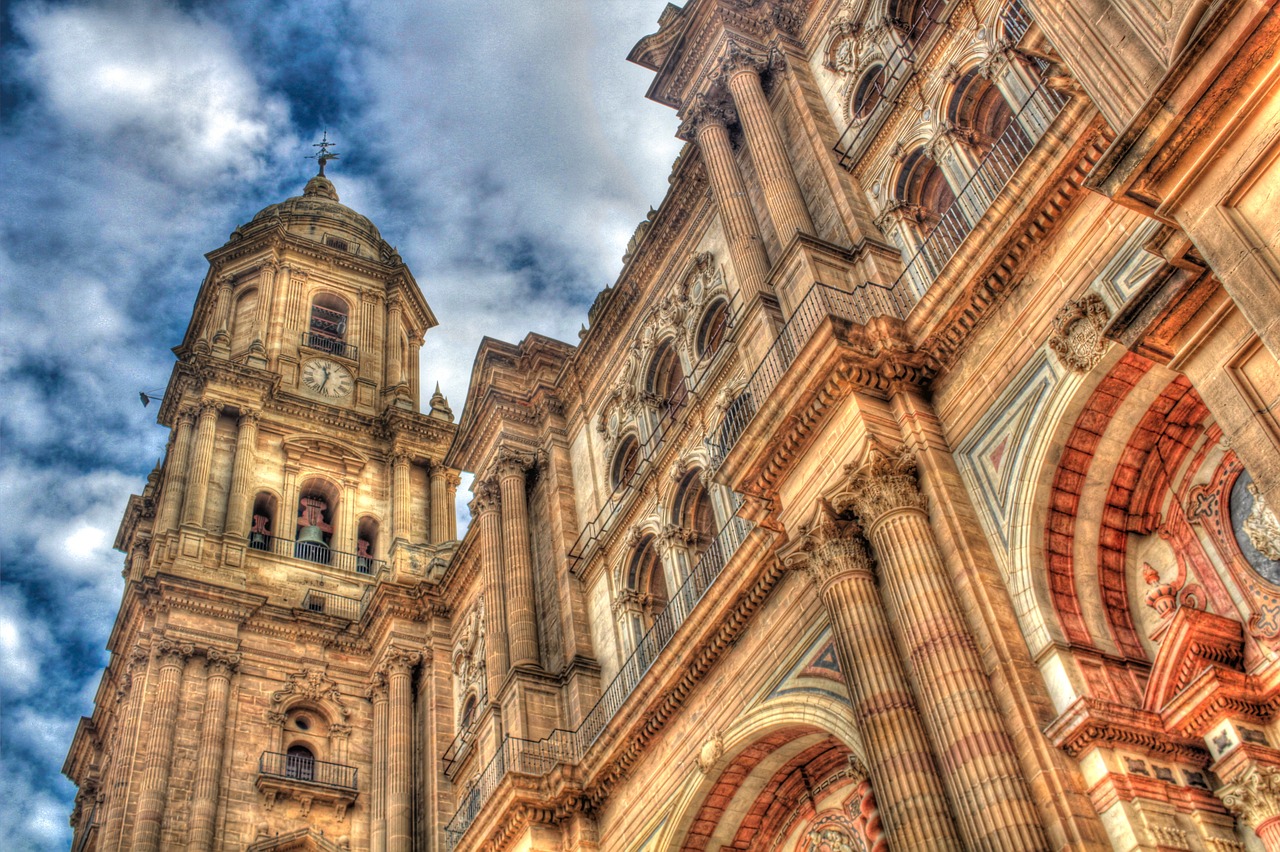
<box><xmin>1048</xmin><ymin>293</ymin><xmax>1110</xmax><ymax>372</ymax></box>
<box><xmin>1243</xmin><ymin>482</ymin><xmax>1280</xmax><ymax>561</ymax></box>
<box><xmin>270</xmin><ymin>667</ymin><xmax>350</xmax><ymax>721</ymax></box>
<box><xmin>696</xmin><ymin>733</ymin><xmax>723</xmax><ymax>773</ymax></box>
<box><xmin>452</xmin><ymin>596</ymin><xmax>487</xmax><ymax>715</ymax></box>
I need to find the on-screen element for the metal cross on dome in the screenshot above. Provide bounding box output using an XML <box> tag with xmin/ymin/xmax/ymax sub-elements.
<box><xmin>308</xmin><ymin>131</ymin><xmax>340</xmax><ymax>176</ymax></box>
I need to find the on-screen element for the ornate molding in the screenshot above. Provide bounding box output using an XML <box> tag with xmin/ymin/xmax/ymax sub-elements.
<box><xmin>364</xmin><ymin>671</ymin><xmax>388</xmax><ymax>703</ymax></box>
<box><xmin>269</xmin><ymin>667</ymin><xmax>351</xmax><ymax>720</ymax></box>
<box><xmin>1218</xmin><ymin>764</ymin><xmax>1280</xmax><ymax>833</ymax></box>
<box><xmin>836</xmin><ymin>445</ymin><xmax>927</xmax><ymax>524</ymax></box>
<box><xmin>1048</xmin><ymin>293</ymin><xmax>1111</xmax><ymax>373</ymax></box>
<box><xmin>205</xmin><ymin>649</ymin><xmax>242</xmax><ymax>678</ymax></box>
<box><xmin>470</xmin><ymin>477</ymin><xmax>501</xmax><ymax>516</ymax></box>
<box><xmin>381</xmin><ymin>648</ymin><xmax>422</xmax><ymax>677</ymax></box>
<box><xmin>154</xmin><ymin>638</ymin><xmax>195</xmax><ymax>665</ymax></box>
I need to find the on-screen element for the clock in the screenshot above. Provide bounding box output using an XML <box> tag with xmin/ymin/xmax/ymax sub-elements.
<box><xmin>301</xmin><ymin>358</ymin><xmax>354</xmax><ymax>399</ymax></box>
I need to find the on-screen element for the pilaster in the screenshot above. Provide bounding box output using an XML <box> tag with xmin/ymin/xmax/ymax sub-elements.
<box><xmin>132</xmin><ymin>638</ymin><xmax>194</xmax><ymax>852</ymax></box>
<box><xmin>189</xmin><ymin>649</ymin><xmax>240</xmax><ymax>852</ymax></box>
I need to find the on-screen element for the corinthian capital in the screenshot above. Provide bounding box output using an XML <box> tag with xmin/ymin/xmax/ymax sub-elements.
<box><xmin>205</xmin><ymin>649</ymin><xmax>242</xmax><ymax>678</ymax></box>
<box><xmin>380</xmin><ymin>648</ymin><xmax>422</xmax><ymax>677</ymax></box>
<box><xmin>364</xmin><ymin>671</ymin><xmax>388</xmax><ymax>702</ymax></box>
<box><xmin>1218</xmin><ymin>764</ymin><xmax>1280</xmax><ymax>834</ymax></box>
<box><xmin>786</xmin><ymin>504</ymin><xmax>876</xmax><ymax>588</ymax></box>
<box><xmin>154</xmin><ymin>638</ymin><xmax>195</xmax><ymax>665</ymax></box>
<box><xmin>493</xmin><ymin>445</ymin><xmax>536</xmax><ymax>480</ymax></box>
<box><xmin>469</xmin><ymin>478</ymin><xmax>501</xmax><ymax>515</ymax></box>
<box><xmin>679</xmin><ymin>93</ymin><xmax>738</xmax><ymax>139</ymax></box>
<box><xmin>720</xmin><ymin>40</ymin><xmax>767</xmax><ymax>80</ymax></box>
<box><xmin>837</xmin><ymin>444</ymin><xmax>927</xmax><ymax>525</ymax></box>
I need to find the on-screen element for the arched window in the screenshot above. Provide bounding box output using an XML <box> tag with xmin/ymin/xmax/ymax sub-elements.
<box><xmin>673</xmin><ymin>471</ymin><xmax>716</xmax><ymax>560</ymax></box>
<box><xmin>895</xmin><ymin>148</ymin><xmax>956</xmax><ymax>228</ymax></box>
<box><xmin>696</xmin><ymin>299</ymin><xmax>731</xmax><ymax>359</ymax></box>
<box><xmin>286</xmin><ymin>744</ymin><xmax>315</xmax><ymax>782</ymax></box>
<box><xmin>851</xmin><ymin>64</ymin><xmax>886</xmax><ymax>120</ymax></box>
<box><xmin>948</xmin><ymin>70</ymin><xmax>1026</xmax><ymax>151</ymax></box>
<box><xmin>295</xmin><ymin>479</ymin><xmax>338</xmax><ymax>564</ymax></box>
<box><xmin>357</xmin><ymin>516</ymin><xmax>379</xmax><ymax>574</ymax></box>
<box><xmin>646</xmin><ymin>339</ymin><xmax>686</xmax><ymax>416</ymax></box>
<box><xmin>250</xmin><ymin>491</ymin><xmax>278</xmax><ymax>550</ymax></box>
<box><xmin>611</xmin><ymin>435</ymin><xmax>641</xmax><ymax>489</ymax></box>
<box><xmin>308</xmin><ymin>293</ymin><xmax>350</xmax><ymax>355</ymax></box>
<box><xmin>231</xmin><ymin>288</ymin><xmax>259</xmax><ymax>354</ymax></box>
<box><xmin>892</xmin><ymin>0</ymin><xmax>943</xmax><ymax>43</ymax></box>
<box><xmin>625</xmin><ymin>534</ymin><xmax>669</xmax><ymax>640</ymax></box>
<box><xmin>459</xmin><ymin>694</ymin><xmax>478</xmax><ymax>730</ymax></box>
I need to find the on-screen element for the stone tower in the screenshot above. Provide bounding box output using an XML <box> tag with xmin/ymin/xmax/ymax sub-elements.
<box><xmin>64</xmin><ymin>167</ymin><xmax>461</xmax><ymax>851</ymax></box>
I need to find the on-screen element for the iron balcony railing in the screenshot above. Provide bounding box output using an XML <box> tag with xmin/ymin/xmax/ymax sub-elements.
<box><xmin>566</xmin><ymin>292</ymin><xmax>741</xmax><ymax>569</ymax></box>
<box><xmin>301</xmin><ymin>331</ymin><xmax>358</xmax><ymax>361</ymax></box>
<box><xmin>249</xmin><ymin>533</ymin><xmax>385</xmax><ymax>576</ymax></box>
<box><xmin>259</xmin><ymin>751</ymin><xmax>358</xmax><ymax>790</ymax></box>
<box><xmin>445</xmin><ymin>509</ymin><xmax>752</xmax><ymax>848</ymax></box>
<box><xmin>300</xmin><ymin>588</ymin><xmax>365</xmax><ymax>621</ymax></box>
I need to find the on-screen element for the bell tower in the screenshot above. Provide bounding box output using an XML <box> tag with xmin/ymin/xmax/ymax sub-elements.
<box><xmin>65</xmin><ymin>149</ymin><xmax>462</xmax><ymax>851</ymax></box>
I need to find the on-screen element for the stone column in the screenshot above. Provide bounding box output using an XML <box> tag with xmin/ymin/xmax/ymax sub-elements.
<box><xmin>383</xmin><ymin>649</ymin><xmax>420</xmax><ymax>852</ymax></box>
<box><xmin>211</xmin><ymin>275</ymin><xmax>234</xmax><ymax>349</ymax></box>
<box><xmin>496</xmin><ymin>448</ymin><xmax>539</xmax><ymax>668</ymax></box>
<box><xmin>182</xmin><ymin>401</ymin><xmax>221</xmax><ymax>528</ymax></box>
<box><xmin>429</xmin><ymin>463</ymin><xmax>449</xmax><ymax>545</ymax></box>
<box><xmin>157</xmin><ymin>408</ymin><xmax>196</xmax><ymax>533</ymax></box>
<box><xmin>340</xmin><ymin>479</ymin><xmax>358</xmax><ymax>554</ymax></box>
<box><xmin>408</xmin><ymin>339</ymin><xmax>421</xmax><ymax>402</ymax></box>
<box><xmin>254</xmin><ymin>261</ymin><xmax>277</xmax><ymax>348</ymax></box>
<box><xmin>789</xmin><ymin>517</ymin><xmax>961</xmax><ymax>850</ymax></box>
<box><xmin>1220</xmin><ymin>764</ymin><xmax>1280</xmax><ymax>851</ymax></box>
<box><xmin>473</xmin><ymin>480</ymin><xmax>510</xmax><ymax>698</ymax></box>
<box><xmin>132</xmin><ymin>639</ymin><xmax>193</xmax><ymax>852</ymax></box>
<box><xmin>189</xmin><ymin>650</ymin><xmax>239</xmax><ymax>852</ymax></box>
<box><xmin>366</xmin><ymin>672</ymin><xmax>389</xmax><ymax>852</ymax></box>
<box><xmin>267</xmin><ymin>261</ymin><xmax>291</xmax><ymax>364</ymax></box>
<box><xmin>445</xmin><ymin>471</ymin><xmax>461</xmax><ymax>541</ymax></box>
<box><xmin>391</xmin><ymin>451</ymin><xmax>412</xmax><ymax>544</ymax></box>
<box><xmin>842</xmin><ymin>447</ymin><xmax>1047</xmax><ymax>850</ymax></box>
<box><xmin>684</xmin><ymin>98</ymin><xmax>772</xmax><ymax>305</ymax></box>
<box><xmin>224</xmin><ymin>409</ymin><xmax>259</xmax><ymax>537</ymax></box>
<box><xmin>722</xmin><ymin>45</ymin><xmax>814</xmax><ymax>244</ymax></box>
<box><xmin>100</xmin><ymin>648</ymin><xmax>148</xmax><ymax>852</ymax></box>
<box><xmin>385</xmin><ymin>296</ymin><xmax>404</xmax><ymax>390</ymax></box>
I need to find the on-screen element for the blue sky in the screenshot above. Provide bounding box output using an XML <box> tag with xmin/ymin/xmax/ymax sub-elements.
<box><xmin>0</xmin><ymin>1</ymin><xmax>682</xmax><ymax>847</ymax></box>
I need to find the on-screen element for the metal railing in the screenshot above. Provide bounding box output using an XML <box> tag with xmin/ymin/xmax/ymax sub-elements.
<box><xmin>248</xmin><ymin>533</ymin><xmax>385</xmax><ymax>576</ymax></box>
<box><xmin>71</xmin><ymin>800</ymin><xmax>99</xmax><ymax>852</ymax></box>
<box><xmin>300</xmin><ymin>588</ymin><xmax>365</xmax><ymax>621</ymax></box>
<box><xmin>301</xmin><ymin>331</ymin><xmax>358</xmax><ymax>360</ymax></box>
<box><xmin>444</xmin><ymin>509</ymin><xmax>753</xmax><ymax>848</ymax></box>
<box><xmin>566</xmin><ymin>292</ymin><xmax>741</xmax><ymax>569</ymax></box>
<box><xmin>259</xmin><ymin>751</ymin><xmax>358</xmax><ymax>790</ymax></box>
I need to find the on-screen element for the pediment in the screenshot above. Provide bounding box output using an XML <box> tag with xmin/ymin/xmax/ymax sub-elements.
<box><xmin>1143</xmin><ymin>606</ymin><xmax>1244</xmax><ymax>713</ymax></box>
<box><xmin>247</xmin><ymin>827</ymin><xmax>346</xmax><ymax>852</ymax></box>
<box><xmin>282</xmin><ymin>435</ymin><xmax>368</xmax><ymax>476</ymax></box>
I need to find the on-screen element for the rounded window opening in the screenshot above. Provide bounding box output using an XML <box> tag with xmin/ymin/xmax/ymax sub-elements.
<box><xmin>295</xmin><ymin>478</ymin><xmax>339</xmax><ymax>564</ymax></box>
<box><xmin>895</xmin><ymin>147</ymin><xmax>956</xmax><ymax>233</ymax></box>
<box><xmin>673</xmin><ymin>470</ymin><xmax>716</xmax><ymax>560</ymax></box>
<box><xmin>947</xmin><ymin>69</ymin><xmax>1026</xmax><ymax>151</ymax></box>
<box><xmin>250</xmin><ymin>491</ymin><xmax>278</xmax><ymax>551</ymax></box>
<box><xmin>851</xmin><ymin>64</ymin><xmax>886</xmax><ymax>120</ymax></box>
<box><xmin>460</xmin><ymin>694</ymin><xmax>478</xmax><ymax>730</ymax></box>
<box><xmin>294</xmin><ymin>715</ymin><xmax>311</xmax><ymax>731</ymax></box>
<box><xmin>625</xmin><ymin>534</ymin><xmax>669</xmax><ymax>642</ymax></box>
<box><xmin>893</xmin><ymin>0</ymin><xmax>943</xmax><ymax>43</ymax></box>
<box><xmin>612</xmin><ymin>435</ymin><xmax>641</xmax><ymax>490</ymax></box>
<box><xmin>308</xmin><ymin>292</ymin><xmax>350</xmax><ymax>355</ymax></box>
<box><xmin>696</xmin><ymin>299</ymin><xmax>731</xmax><ymax>359</ymax></box>
<box><xmin>357</xmin><ymin>516</ymin><xmax>380</xmax><ymax>574</ymax></box>
<box><xmin>286</xmin><ymin>744</ymin><xmax>315</xmax><ymax>782</ymax></box>
<box><xmin>646</xmin><ymin>340</ymin><xmax>687</xmax><ymax>416</ymax></box>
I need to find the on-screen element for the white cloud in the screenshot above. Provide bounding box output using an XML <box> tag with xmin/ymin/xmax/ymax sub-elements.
<box><xmin>0</xmin><ymin>594</ymin><xmax>54</xmax><ymax>699</ymax></box>
<box><xmin>16</xmin><ymin>0</ymin><xmax>289</xmax><ymax>183</ymax></box>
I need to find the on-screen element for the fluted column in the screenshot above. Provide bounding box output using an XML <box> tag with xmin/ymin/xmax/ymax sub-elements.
<box><xmin>445</xmin><ymin>471</ymin><xmax>460</xmax><ymax>541</ymax></box>
<box><xmin>383</xmin><ymin>649</ymin><xmax>420</xmax><ymax>852</ymax></box>
<box><xmin>365</xmin><ymin>672</ymin><xmax>389</xmax><ymax>852</ymax></box>
<box><xmin>211</xmin><ymin>275</ymin><xmax>234</xmax><ymax>348</ymax></box>
<box><xmin>132</xmin><ymin>639</ymin><xmax>193</xmax><ymax>852</ymax></box>
<box><xmin>100</xmin><ymin>647</ymin><xmax>148</xmax><ymax>852</ymax></box>
<box><xmin>429</xmin><ymin>463</ymin><xmax>449</xmax><ymax>544</ymax></box>
<box><xmin>683</xmin><ymin>98</ymin><xmax>772</xmax><ymax>304</ymax></box>
<box><xmin>182</xmin><ymin>401</ymin><xmax>220</xmax><ymax>528</ymax></box>
<box><xmin>496</xmin><ymin>448</ymin><xmax>539</xmax><ymax>668</ymax></box>
<box><xmin>722</xmin><ymin>44</ymin><xmax>814</xmax><ymax>244</ymax></box>
<box><xmin>842</xmin><ymin>446</ymin><xmax>1046</xmax><ymax>851</ymax></box>
<box><xmin>267</xmin><ymin>261</ymin><xmax>291</xmax><ymax>364</ymax></box>
<box><xmin>253</xmin><ymin>261</ymin><xmax>277</xmax><ymax>348</ymax></box>
<box><xmin>157</xmin><ymin>408</ymin><xmax>196</xmax><ymax>533</ymax></box>
<box><xmin>789</xmin><ymin>518</ymin><xmax>960</xmax><ymax>849</ymax></box>
<box><xmin>189</xmin><ymin>650</ymin><xmax>239</xmax><ymax>852</ymax></box>
<box><xmin>224</xmin><ymin>409</ymin><xmax>259</xmax><ymax>537</ymax></box>
<box><xmin>473</xmin><ymin>480</ymin><xmax>510</xmax><ymax>698</ymax></box>
<box><xmin>385</xmin><ymin>296</ymin><xmax>404</xmax><ymax>390</ymax></box>
<box><xmin>391</xmin><ymin>451</ymin><xmax>412</xmax><ymax>544</ymax></box>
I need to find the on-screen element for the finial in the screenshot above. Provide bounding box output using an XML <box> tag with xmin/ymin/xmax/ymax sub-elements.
<box><xmin>308</xmin><ymin>130</ymin><xmax>340</xmax><ymax>176</ymax></box>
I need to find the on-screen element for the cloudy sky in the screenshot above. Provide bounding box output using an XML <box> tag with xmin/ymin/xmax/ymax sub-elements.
<box><xmin>0</xmin><ymin>0</ymin><xmax>682</xmax><ymax>847</ymax></box>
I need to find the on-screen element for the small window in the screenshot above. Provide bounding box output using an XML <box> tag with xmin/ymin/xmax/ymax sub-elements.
<box><xmin>696</xmin><ymin>300</ymin><xmax>730</xmax><ymax>359</ymax></box>
<box><xmin>851</xmin><ymin>65</ymin><xmax>885</xmax><ymax>120</ymax></box>
<box><xmin>460</xmin><ymin>695</ymin><xmax>478</xmax><ymax>730</ymax></box>
<box><xmin>309</xmin><ymin>293</ymin><xmax>349</xmax><ymax>342</ymax></box>
<box><xmin>324</xmin><ymin>235</ymin><xmax>350</xmax><ymax>252</ymax></box>
<box><xmin>612</xmin><ymin>436</ymin><xmax>641</xmax><ymax>489</ymax></box>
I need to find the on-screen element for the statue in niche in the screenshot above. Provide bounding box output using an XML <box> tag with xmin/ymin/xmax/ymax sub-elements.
<box><xmin>1244</xmin><ymin>482</ymin><xmax>1280</xmax><ymax>561</ymax></box>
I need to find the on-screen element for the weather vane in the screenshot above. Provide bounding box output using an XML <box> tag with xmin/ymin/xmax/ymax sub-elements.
<box><xmin>308</xmin><ymin>131</ymin><xmax>340</xmax><ymax>176</ymax></box>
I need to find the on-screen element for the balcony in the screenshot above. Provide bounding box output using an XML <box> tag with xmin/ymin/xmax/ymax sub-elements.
<box><xmin>300</xmin><ymin>588</ymin><xmax>366</xmax><ymax>622</ymax></box>
<box><xmin>256</xmin><ymin>751</ymin><xmax>358</xmax><ymax>818</ymax></box>
<box><xmin>301</xmin><ymin>331</ymin><xmax>358</xmax><ymax>361</ymax></box>
<box><xmin>444</xmin><ymin>510</ymin><xmax>753</xmax><ymax>848</ymax></box>
<box><xmin>249</xmin><ymin>533</ymin><xmax>386</xmax><ymax>577</ymax></box>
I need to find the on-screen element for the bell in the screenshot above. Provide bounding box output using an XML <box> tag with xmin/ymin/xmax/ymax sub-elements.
<box><xmin>297</xmin><ymin>525</ymin><xmax>329</xmax><ymax>546</ymax></box>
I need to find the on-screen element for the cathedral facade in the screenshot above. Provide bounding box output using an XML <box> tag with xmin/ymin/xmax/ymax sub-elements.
<box><xmin>65</xmin><ymin>1</ymin><xmax>1280</xmax><ymax>850</ymax></box>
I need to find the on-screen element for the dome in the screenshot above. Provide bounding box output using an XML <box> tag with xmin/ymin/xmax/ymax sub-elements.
<box><xmin>243</xmin><ymin>174</ymin><xmax>386</xmax><ymax>256</ymax></box>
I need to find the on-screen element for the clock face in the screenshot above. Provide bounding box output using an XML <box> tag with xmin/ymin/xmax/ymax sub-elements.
<box><xmin>301</xmin><ymin>358</ymin><xmax>354</xmax><ymax>399</ymax></box>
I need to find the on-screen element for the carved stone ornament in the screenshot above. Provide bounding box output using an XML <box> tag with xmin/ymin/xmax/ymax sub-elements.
<box><xmin>788</xmin><ymin>503</ymin><xmax>875</xmax><ymax>589</ymax></box>
<box><xmin>453</xmin><ymin>596</ymin><xmax>487</xmax><ymax>713</ymax></box>
<box><xmin>1048</xmin><ymin>293</ymin><xmax>1111</xmax><ymax>373</ymax></box>
<box><xmin>155</xmin><ymin>638</ymin><xmax>195</xmax><ymax>665</ymax></box>
<box><xmin>1243</xmin><ymin>482</ymin><xmax>1280</xmax><ymax>561</ymax></box>
<box><xmin>205</xmin><ymin>649</ymin><xmax>242</xmax><ymax>678</ymax></box>
<box><xmin>697</xmin><ymin>733</ymin><xmax>724</xmax><ymax>774</ymax></box>
<box><xmin>469</xmin><ymin>477</ymin><xmax>500</xmax><ymax>516</ymax></box>
<box><xmin>270</xmin><ymin>667</ymin><xmax>350</xmax><ymax>720</ymax></box>
<box><xmin>1218</xmin><ymin>764</ymin><xmax>1280</xmax><ymax>832</ymax></box>
<box><xmin>837</xmin><ymin>444</ymin><xmax>927</xmax><ymax>524</ymax></box>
